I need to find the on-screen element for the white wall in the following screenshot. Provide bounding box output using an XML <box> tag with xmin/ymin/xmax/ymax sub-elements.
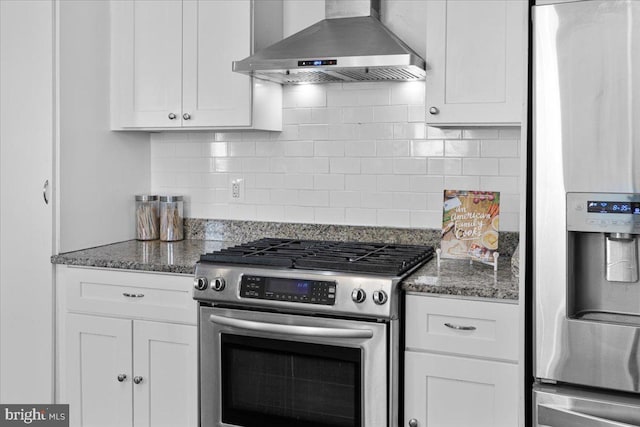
<box><xmin>150</xmin><ymin>82</ymin><xmax>521</xmax><ymax>231</ymax></box>
<box><xmin>58</xmin><ymin>0</ymin><xmax>150</xmax><ymax>253</ymax></box>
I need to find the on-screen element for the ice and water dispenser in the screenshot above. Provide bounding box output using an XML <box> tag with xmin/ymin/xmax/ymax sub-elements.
<box><xmin>567</xmin><ymin>193</ymin><xmax>640</xmax><ymax>324</ymax></box>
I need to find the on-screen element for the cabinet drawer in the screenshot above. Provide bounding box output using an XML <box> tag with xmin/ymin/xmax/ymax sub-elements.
<box><xmin>405</xmin><ymin>295</ymin><xmax>518</xmax><ymax>362</ymax></box>
<box><xmin>59</xmin><ymin>265</ymin><xmax>196</xmax><ymax>324</ymax></box>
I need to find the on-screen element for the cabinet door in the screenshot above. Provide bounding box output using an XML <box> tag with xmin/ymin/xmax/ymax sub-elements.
<box><xmin>111</xmin><ymin>0</ymin><xmax>183</xmax><ymax>128</ymax></box>
<box><xmin>133</xmin><ymin>321</ymin><xmax>198</xmax><ymax>427</ymax></box>
<box><xmin>182</xmin><ymin>0</ymin><xmax>252</xmax><ymax>127</ymax></box>
<box><xmin>66</xmin><ymin>314</ymin><xmax>133</xmax><ymax>427</ymax></box>
<box><xmin>0</xmin><ymin>0</ymin><xmax>54</xmax><ymax>403</ymax></box>
<box><xmin>425</xmin><ymin>0</ymin><xmax>526</xmax><ymax>126</ymax></box>
<box><xmin>404</xmin><ymin>351</ymin><xmax>518</xmax><ymax>427</ymax></box>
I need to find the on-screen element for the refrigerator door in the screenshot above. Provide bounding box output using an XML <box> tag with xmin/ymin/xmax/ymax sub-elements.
<box><xmin>534</xmin><ymin>385</ymin><xmax>640</xmax><ymax>426</ymax></box>
<box><xmin>534</xmin><ymin>0</ymin><xmax>640</xmax><ymax>393</ymax></box>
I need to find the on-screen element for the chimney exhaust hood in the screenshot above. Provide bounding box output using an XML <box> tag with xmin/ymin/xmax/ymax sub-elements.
<box><xmin>232</xmin><ymin>0</ymin><xmax>426</xmax><ymax>84</ymax></box>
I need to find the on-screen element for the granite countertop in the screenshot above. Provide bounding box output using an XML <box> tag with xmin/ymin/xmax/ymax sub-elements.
<box><xmin>51</xmin><ymin>220</ymin><xmax>520</xmax><ymax>300</ymax></box>
<box><xmin>402</xmin><ymin>256</ymin><xmax>519</xmax><ymax>302</ymax></box>
<box><xmin>51</xmin><ymin>239</ymin><xmax>236</xmax><ymax>275</ymax></box>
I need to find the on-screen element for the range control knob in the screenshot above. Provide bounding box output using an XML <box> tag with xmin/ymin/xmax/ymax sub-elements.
<box><xmin>194</xmin><ymin>277</ymin><xmax>208</xmax><ymax>291</ymax></box>
<box><xmin>212</xmin><ymin>277</ymin><xmax>226</xmax><ymax>292</ymax></box>
<box><xmin>351</xmin><ymin>288</ymin><xmax>366</xmax><ymax>304</ymax></box>
<box><xmin>372</xmin><ymin>290</ymin><xmax>388</xmax><ymax>305</ymax></box>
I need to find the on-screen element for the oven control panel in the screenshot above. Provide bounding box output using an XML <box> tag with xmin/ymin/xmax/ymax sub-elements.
<box><xmin>240</xmin><ymin>275</ymin><xmax>336</xmax><ymax>305</ymax></box>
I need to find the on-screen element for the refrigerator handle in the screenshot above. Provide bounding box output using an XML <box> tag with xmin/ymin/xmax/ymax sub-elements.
<box><xmin>538</xmin><ymin>404</ymin><xmax>637</xmax><ymax>427</ymax></box>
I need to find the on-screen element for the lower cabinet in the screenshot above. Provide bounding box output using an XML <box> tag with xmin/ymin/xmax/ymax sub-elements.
<box><xmin>57</xmin><ymin>266</ymin><xmax>198</xmax><ymax>427</ymax></box>
<box><xmin>404</xmin><ymin>295</ymin><xmax>519</xmax><ymax>427</ymax></box>
<box><xmin>404</xmin><ymin>352</ymin><xmax>518</xmax><ymax>427</ymax></box>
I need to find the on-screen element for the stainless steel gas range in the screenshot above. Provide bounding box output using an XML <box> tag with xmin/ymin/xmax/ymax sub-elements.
<box><xmin>192</xmin><ymin>238</ymin><xmax>434</xmax><ymax>427</ymax></box>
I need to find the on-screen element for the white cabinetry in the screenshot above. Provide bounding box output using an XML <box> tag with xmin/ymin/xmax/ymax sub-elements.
<box><xmin>57</xmin><ymin>266</ymin><xmax>197</xmax><ymax>427</ymax></box>
<box><xmin>111</xmin><ymin>0</ymin><xmax>282</xmax><ymax>131</ymax></box>
<box><xmin>425</xmin><ymin>0</ymin><xmax>526</xmax><ymax>126</ymax></box>
<box><xmin>404</xmin><ymin>296</ymin><xmax>519</xmax><ymax>427</ymax></box>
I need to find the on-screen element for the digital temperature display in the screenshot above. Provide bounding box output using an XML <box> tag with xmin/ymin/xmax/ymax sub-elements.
<box><xmin>266</xmin><ymin>278</ymin><xmax>310</xmax><ymax>295</ymax></box>
<box><xmin>298</xmin><ymin>59</ymin><xmax>337</xmax><ymax>67</ymax></box>
<box><xmin>587</xmin><ymin>201</ymin><xmax>640</xmax><ymax>214</ymax></box>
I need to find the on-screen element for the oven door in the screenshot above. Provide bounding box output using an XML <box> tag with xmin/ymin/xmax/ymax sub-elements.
<box><xmin>199</xmin><ymin>306</ymin><xmax>389</xmax><ymax>427</ymax></box>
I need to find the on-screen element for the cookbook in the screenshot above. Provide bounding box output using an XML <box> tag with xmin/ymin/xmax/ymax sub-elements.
<box><xmin>441</xmin><ymin>190</ymin><xmax>500</xmax><ymax>263</ymax></box>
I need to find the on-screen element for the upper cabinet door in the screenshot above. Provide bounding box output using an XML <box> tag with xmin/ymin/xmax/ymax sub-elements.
<box><xmin>425</xmin><ymin>0</ymin><xmax>526</xmax><ymax>127</ymax></box>
<box><xmin>182</xmin><ymin>0</ymin><xmax>252</xmax><ymax>128</ymax></box>
<box><xmin>111</xmin><ymin>0</ymin><xmax>183</xmax><ymax>128</ymax></box>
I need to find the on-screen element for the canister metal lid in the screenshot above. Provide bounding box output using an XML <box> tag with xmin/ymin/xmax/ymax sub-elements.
<box><xmin>159</xmin><ymin>195</ymin><xmax>183</xmax><ymax>202</ymax></box>
<box><xmin>135</xmin><ymin>195</ymin><xmax>158</xmax><ymax>201</ymax></box>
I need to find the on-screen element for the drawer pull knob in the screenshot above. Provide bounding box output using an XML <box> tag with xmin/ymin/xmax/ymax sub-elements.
<box><xmin>409</xmin><ymin>419</ymin><xmax>418</xmax><ymax>427</ymax></box>
<box><xmin>444</xmin><ymin>322</ymin><xmax>476</xmax><ymax>331</ymax></box>
<box><xmin>123</xmin><ymin>292</ymin><xmax>145</xmax><ymax>298</ymax></box>
<box><xmin>117</xmin><ymin>374</ymin><xmax>127</xmax><ymax>382</ymax></box>
<box><xmin>133</xmin><ymin>376</ymin><xmax>144</xmax><ymax>384</ymax></box>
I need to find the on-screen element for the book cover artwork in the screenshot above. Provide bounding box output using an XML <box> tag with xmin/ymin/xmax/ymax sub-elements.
<box><xmin>441</xmin><ymin>190</ymin><xmax>500</xmax><ymax>262</ymax></box>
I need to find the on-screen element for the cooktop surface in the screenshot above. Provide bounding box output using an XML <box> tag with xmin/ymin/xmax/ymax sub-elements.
<box><xmin>199</xmin><ymin>238</ymin><xmax>434</xmax><ymax>276</ymax></box>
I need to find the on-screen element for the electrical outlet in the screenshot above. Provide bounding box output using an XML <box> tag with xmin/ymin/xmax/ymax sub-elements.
<box><xmin>230</xmin><ymin>178</ymin><xmax>244</xmax><ymax>202</ymax></box>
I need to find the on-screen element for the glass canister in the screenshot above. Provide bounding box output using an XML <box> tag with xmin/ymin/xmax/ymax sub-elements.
<box><xmin>135</xmin><ymin>195</ymin><xmax>159</xmax><ymax>240</ymax></box>
<box><xmin>159</xmin><ymin>195</ymin><xmax>184</xmax><ymax>241</ymax></box>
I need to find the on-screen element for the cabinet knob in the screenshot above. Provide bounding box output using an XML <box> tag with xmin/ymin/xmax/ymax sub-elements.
<box><xmin>429</xmin><ymin>106</ymin><xmax>439</xmax><ymax>115</ymax></box>
<box><xmin>117</xmin><ymin>374</ymin><xmax>127</xmax><ymax>382</ymax></box>
<box><xmin>168</xmin><ymin>112</ymin><xmax>177</xmax><ymax>120</ymax></box>
<box><xmin>133</xmin><ymin>376</ymin><xmax>144</xmax><ymax>384</ymax></box>
<box><xmin>183</xmin><ymin>113</ymin><xmax>191</xmax><ymax>120</ymax></box>
<box><xmin>409</xmin><ymin>419</ymin><xmax>418</xmax><ymax>427</ymax></box>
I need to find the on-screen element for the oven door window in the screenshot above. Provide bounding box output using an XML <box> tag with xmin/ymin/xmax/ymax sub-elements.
<box><xmin>221</xmin><ymin>334</ymin><xmax>362</xmax><ymax>427</ymax></box>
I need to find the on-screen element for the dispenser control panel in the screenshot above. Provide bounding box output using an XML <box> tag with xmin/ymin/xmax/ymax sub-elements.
<box><xmin>568</xmin><ymin>192</ymin><xmax>640</xmax><ymax>233</ymax></box>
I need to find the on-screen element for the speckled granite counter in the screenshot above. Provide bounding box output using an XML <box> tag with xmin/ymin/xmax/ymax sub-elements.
<box><xmin>51</xmin><ymin>239</ymin><xmax>236</xmax><ymax>275</ymax></box>
<box><xmin>51</xmin><ymin>219</ymin><xmax>520</xmax><ymax>300</ymax></box>
<box><xmin>402</xmin><ymin>257</ymin><xmax>519</xmax><ymax>302</ymax></box>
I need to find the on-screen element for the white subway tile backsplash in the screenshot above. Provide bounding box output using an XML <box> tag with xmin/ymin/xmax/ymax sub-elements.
<box><xmin>314</xmin><ymin>174</ymin><xmax>345</xmax><ymax>191</ymax></box>
<box><xmin>330</xmin><ymin>158</ymin><xmax>361</xmax><ymax>174</ymax></box>
<box><xmin>299</xmin><ymin>124</ymin><xmax>329</xmax><ymax>141</ymax></box>
<box><xmin>361</xmin><ymin>158</ymin><xmax>394</xmax><ymax>174</ymax></box>
<box><xmin>481</xmin><ymin>139</ymin><xmax>520</xmax><ymax>157</ymax></box>
<box><xmin>361</xmin><ymin>192</ymin><xmax>393</xmax><ymax>209</ymax></box>
<box><xmin>445</xmin><ymin>140</ymin><xmax>480</xmax><ymax>157</ymax></box>
<box><xmin>462</xmin><ymin>158</ymin><xmax>500</xmax><ymax>176</ymax></box>
<box><xmin>330</xmin><ymin>191</ymin><xmax>362</xmax><ymax>208</ymax></box>
<box><xmin>345</xmin><ymin>175</ymin><xmax>378</xmax><ymax>191</ymax></box>
<box><xmin>343</xmin><ymin>107</ymin><xmax>374</xmax><ymax>124</ymax></box>
<box><xmin>345</xmin><ymin>140</ymin><xmax>376</xmax><ymax>157</ymax></box>
<box><xmin>378</xmin><ymin>209</ymin><xmax>411</xmax><ymax>227</ymax></box>
<box><xmin>411</xmin><ymin>140</ymin><xmax>444</xmax><ymax>157</ymax></box>
<box><xmin>393</xmin><ymin>158</ymin><xmax>427</xmax><ymax>175</ymax></box>
<box><xmin>284</xmin><ymin>140</ymin><xmax>315</xmax><ymax>157</ymax></box>
<box><xmin>427</xmin><ymin>158</ymin><xmax>462</xmax><ymax>175</ymax></box>
<box><xmin>345</xmin><ymin>208</ymin><xmax>377</xmax><ymax>226</ymax></box>
<box><xmin>314</xmin><ymin>140</ymin><xmax>345</xmax><ymax>157</ymax></box>
<box><xmin>373</xmin><ymin>105</ymin><xmax>408</xmax><ymax>123</ymax></box>
<box><xmin>376</xmin><ymin>140</ymin><xmax>410</xmax><ymax>157</ymax></box>
<box><xmin>149</xmin><ymin>82</ymin><xmax>522</xmax><ymax>231</ymax></box>
<box><xmin>314</xmin><ymin>207</ymin><xmax>346</xmax><ymax>224</ymax></box>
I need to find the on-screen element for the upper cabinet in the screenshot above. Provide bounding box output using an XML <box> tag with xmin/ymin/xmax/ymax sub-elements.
<box><xmin>425</xmin><ymin>0</ymin><xmax>527</xmax><ymax>127</ymax></box>
<box><xmin>110</xmin><ymin>0</ymin><xmax>283</xmax><ymax>131</ymax></box>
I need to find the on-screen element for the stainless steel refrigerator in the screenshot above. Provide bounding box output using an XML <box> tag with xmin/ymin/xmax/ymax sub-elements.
<box><xmin>533</xmin><ymin>0</ymin><xmax>640</xmax><ymax>425</ymax></box>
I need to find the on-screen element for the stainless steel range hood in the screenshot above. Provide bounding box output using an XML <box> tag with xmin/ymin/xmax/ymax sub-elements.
<box><xmin>233</xmin><ymin>0</ymin><xmax>426</xmax><ymax>84</ymax></box>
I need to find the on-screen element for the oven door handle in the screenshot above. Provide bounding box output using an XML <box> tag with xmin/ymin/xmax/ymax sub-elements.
<box><xmin>208</xmin><ymin>314</ymin><xmax>374</xmax><ymax>339</ymax></box>
<box><xmin>538</xmin><ymin>404</ymin><xmax>638</xmax><ymax>427</ymax></box>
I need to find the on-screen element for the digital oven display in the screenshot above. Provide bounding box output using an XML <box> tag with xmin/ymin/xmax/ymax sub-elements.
<box><xmin>266</xmin><ymin>278</ymin><xmax>310</xmax><ymax>295</ymax></box>
<box><xmin>588</xmin><ymin>201</ymin><xmax>640</xmax><ymax>214</ymax></box>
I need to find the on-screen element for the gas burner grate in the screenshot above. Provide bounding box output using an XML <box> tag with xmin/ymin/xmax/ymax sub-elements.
<box><xmin>200</xmin><ymin>238</ymin><xmax>434</xmax><ymax>276</ymax></box>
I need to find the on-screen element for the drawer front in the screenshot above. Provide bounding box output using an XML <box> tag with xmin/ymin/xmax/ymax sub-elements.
<box><xmin>60</xmin><ymin>266</ymin><xmax>196</xmax><ymax>324</ymax></box>
<box><xmin>405</xmin><ymin>295</ymin><xmax>518</xmax><ymax>362</ymax></box>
